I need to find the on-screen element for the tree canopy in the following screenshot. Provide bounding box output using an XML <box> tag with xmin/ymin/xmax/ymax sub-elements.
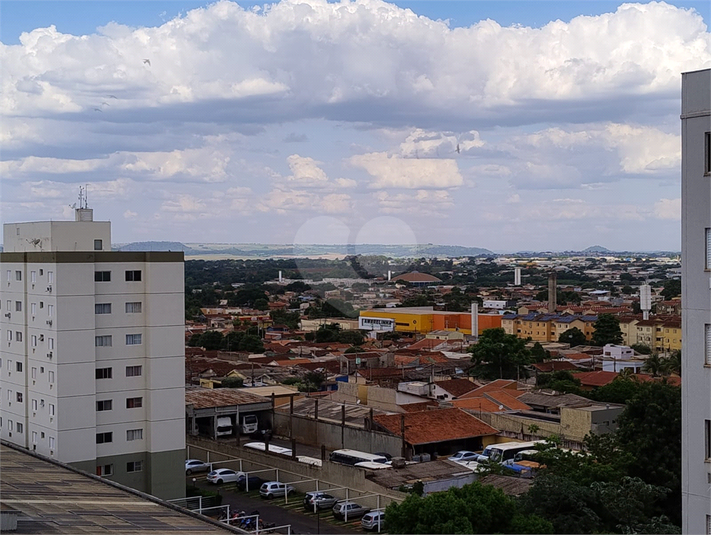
<box><xmin>591</xmin><ymin>314</ymin><xmax>623</xmax><ymax>346</ymax></box>
<box><xmin>469</xmin><ymin>328</ymin><xmax>532</xmax><ymax>380</ymax></box>
<box><xmin>558</xmin><ymin>326</ymin><xmax>587</xmax><ymax>347</ymax></box>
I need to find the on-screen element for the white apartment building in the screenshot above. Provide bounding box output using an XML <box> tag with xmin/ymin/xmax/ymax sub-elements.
<box><xmin>0</xmin><ymin>208</ymin><xmax>185</xmax><ymax>500</ymax></box>
<box><xmin>681</xmin><ymin>68</ymin><xmax>711</xmax><ymax>534</ymax></box>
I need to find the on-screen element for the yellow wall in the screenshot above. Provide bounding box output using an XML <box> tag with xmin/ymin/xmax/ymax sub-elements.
<box><xmin>662</xmin><ymin>326</ymin><xmax>682</xmax><ymax>352</ymax></box>
<box><xmin>360</xmin><ymin>310</ymin><xmax>433</xmax><ymax>334</ymax></box>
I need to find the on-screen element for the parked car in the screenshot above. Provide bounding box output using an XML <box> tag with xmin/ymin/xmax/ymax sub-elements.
<box><xmin>448</xmin><ymin>451</ymin><xmax>479</xmax><ymax>463</ymax></box>
<box><xmin>361</xmin><ymin>510</ymin><xmax>385</xmax><ymax>531</ymax></box>
<box><xmin>185</xmin><ymin>459</ymin><xmax>211</xmax><ymax>475</ymax></box>
<box><xmin>206</xmin><ymin>468</ymin><xmax>243</xmax><ymax>484</ymax></box>
<box><xmin>332</xmin><ymin>501</ymin><xmax>370</xmax><ymax>520</ymax></box>
<box><xmin>236</xmin><ymin>474</ymin><xmax>265</xmax><ymax>491</ymax></box>
<box><xmin>303</xmin><ymin>492</ymin><xmax>338</xmax><ymax>511</ymax></box>
<box><xmin>260</xmin><ymin>481</ymin><xmax>295</xmax><ymax>499</ymax></box>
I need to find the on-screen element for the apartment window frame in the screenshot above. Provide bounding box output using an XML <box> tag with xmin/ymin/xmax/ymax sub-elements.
<box><xmin>31</xmin><ymin>271</ymin><xmax>36</xmax><ymax>283</ymax></box>
<box><xmin>705</xmin><ymin>131</ymin><xmax>711</xmax><ymax>176</ymax></box>
<box><xmin>16</xmin><ymin>361</ymin><xmax>22</xmax><ymax>372</ymax></box>
<box><xmin>94</xmin><ymin>271</ymin><xmax>111</xmax><ymax>282</ymax></box>
<box><xmin>32</xmin><ymin>398</ymin><xmax>38</xmax><ymax>411</ymax></box>
<box><xmin>16</xmin><ymin>392</ymin><xmax>23</xmax><ymax>403</ymax></box>
<box><xmin>95</xmin><ymin>303</ymin><xmax>112</xmax><ymax>315</ymax></box>
<box><xmin>96</xmin><ymin>432</ymin><xmax>113</xmax><ymax>444</ymax></box>
<box><xmin>97</xmin><ymin>399</ymin><xmax>113</xmax><ymax>411</ymax></box>
<box><xmin>125</xmin><ymin>270</ymin><xmax>142</xmax><ymax>282</ymax></box>
<box><xmin>126</xmin><ymin>428</ymin><xmax>143</xmax><ymax>441</ymax></box>
<box><xmin>16</xmin><ymin>422</ymin><xmax>23</xmax><ymax>433</ymax></box>
<box><xmin>48</xmin><ymin>370</ymin><xmax>55</xmax><ymax>384</ymax></box>
<box><xmin>125</xmin><ymin>334</ymin><xmax>142</xmax><ymax>346</ymax></box>
<box><xmin>96</xmin><ymin>367</ymin><xmax>112</xmax><ymax>379</ymax></box>
<box><xmin>706</xmin><ymin>324</ymin><xmax>711</xmax><ymax>366</ymax></box>
<box><xmin>15</xmin><ymin>301</ymin><xmax>22</xmax><ymax>312</ymax></box>
<box><xmin>15</xmin><ymin>332</ymin><xmax>22</xmax><ymax>343</ymax></box>
<box><xmin>126</xmin><ymin>365</ymin><xmax>143</xmax><ymax>377</ymax></box>
<box><xmin>706</xmin><ymin>420</ymin><xmax>711</xmax><ymax>460</ymax></box>
<box><xmin>125</xmin><ymin>302</ymin><xmax>142</xmax><ymax>314</ymax></box>
<box><xmin>15</xmin><ymin>270</ymin><xmax>22</xmax><ymax>281</ymax></box>
<box><xmin>47</xmin><ymin>304</ymin><xmax>54</xmax><ymax>317</ymax></box>
<box><xmin>96</xmin><ymin>464</ymin><xmax>113</xmax><ymax>476</ymax></box>
<box><xmin>49</xmin><ymin>436</ymin><xmax>55</xmax><ymax>449</ymax></box>
<box><xmin>126</xmin><ymin>397</ymin><xmax>143</xmax><ymax>409</ymax></box>
<box><xmin>48</xmin><ymin>271</ymin><xmax>53</xmax><ymax>284</ymax></box>
<box><xmin>94</xmin><ymin>239</ymin><xmax>103</xmax><ymax>251</ymax></box>
<box><xmin>31</xmin><ymin>302</ymin><xmax>36</xmax><ymax>316</ymax></box>
<box><xmin>126</xmin><ymin>460</ymin><xmax>143</xmax><ymax>473</ymax></box>
<box><xmin>95</xmin><ymin>335</ymin><xmax>112</xmax><ymax>347</ymax></box>
<box><xmin>49</xmin><ymin>403</ymin><xmax>55</xmax><ymax>416</ymax></box>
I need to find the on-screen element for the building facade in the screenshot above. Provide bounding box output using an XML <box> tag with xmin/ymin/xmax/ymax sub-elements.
<box><xmin>0</xmin><ymin>209</ymin><xmax>185</xmax><ymax>499</ymax></box>
<box><xmin>681</xmin><ymin>68</ymin><xmax>711</xmax><ymax>534</ymax></box>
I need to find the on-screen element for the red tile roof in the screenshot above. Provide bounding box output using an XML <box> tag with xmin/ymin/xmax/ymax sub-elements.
<box><xmin>433</xmin><ymin>378</ymin><xmax>478</xmax><ymax>398</ymax></box>
<box><xmin>573</xmin><ymin>370</ymin><xmax>619</xmax><ymax>387</ymax></box>
<box><xmin>373</xmin><ymin>408</ymin><xmax>498</xmax><ymax>445</ymax></box>
<box><xmin>452</xmin><ymin>397</ymin><xmax>506</xmax><ymax>413</ymax></box>
<box><xmin>484</xmin><ymin>391</ymin><xmax>532</xmax><ymax>411</ymax></box>
<box><xmin>400</xmin><ymin>401</ymin><xmax>439</xmax><ymax>412</ymax></box>
<box><xmin>531</xmin><ymin>361</ymin><xmax>579</xmax><ymax>373</ymax></box>
<box><xmin>460</xmin><ymin>379</ymin><xmax>519</xmax><ymax>398</ymax></box>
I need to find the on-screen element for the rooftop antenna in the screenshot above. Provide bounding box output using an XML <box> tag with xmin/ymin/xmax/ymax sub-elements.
<box><xmin>74</xmin><ymin>185</ymin><xmax>94</xmax><ymax>222</ymax></box>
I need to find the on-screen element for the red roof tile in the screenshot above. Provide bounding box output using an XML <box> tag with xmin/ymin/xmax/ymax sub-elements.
<box><xmin>531</xmin><ymin>361</ymin><xmax>579</xmax><ymax>373</ymax></box>
<box><xmin>433</xmin><ymin>378</ymin><xmax>478</xmax><ymax>398</ymax></box>
<box><xmin>373</xmin><ymin>408</ymin><xmax>498</xmax><ymax>445</ymax></box>
<box><xmin>460</xmin><ymin>379</ymin><xmax>518</xmax><ymax>398</ymax></box>
<box><xmin>572</xmin><ymin>370</ymin><xmax>619</xmax><ymax>387</ymax></box>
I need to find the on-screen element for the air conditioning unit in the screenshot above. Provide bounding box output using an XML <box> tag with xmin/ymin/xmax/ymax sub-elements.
<box><xmin>46</xmin><ymin>286</ymin><xmax>52</xmax><ymax>293</ymax></box>
<box><xmin>39</xmin><ymin>335</ymin><xmax>44</xmax><ymax>341</ymax></box>
<box><xmin>46</xmin><ymin>320</ymin><xmax>52</xmax><ymax>326</ymax></box>
<box><xmin>4</xmin><ymin>312</ymin><xmax>10</xmax><ymax>318</ymax></box>
<box><xmin>47</xmin><ymin>352</ymin><xmax>53</xmax><ymax>359</ymax></box>
<box><xmin>40</xmin><ymin>400</ymin><xmax>45</xmax><ymax>407</ymax></box>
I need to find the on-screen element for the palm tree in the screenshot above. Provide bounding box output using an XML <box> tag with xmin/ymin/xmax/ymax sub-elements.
<box><xmin>642</xmin><ymin>353</ymin><xmax>665</xmax><ymax>377</ymax></box>
<box><xmin>665</xmin><ymin>350</ymin><xmax>681</xmax><ymax>376</ymax></box>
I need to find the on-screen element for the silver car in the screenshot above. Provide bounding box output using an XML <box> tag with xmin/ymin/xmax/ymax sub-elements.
<box><xmin>185</xmin><ymin>459</ymin><xmax>211</xmax><ymax>475</ymax></box>
<box><xmin>260</xmin><ymin>481</ymin><xmax>295</xmax><ymax>499</ymax></box>
<box><xmin>361</xmin><ymin>511</ymin><xmax>385</xmax><ymax>531</ymax></box>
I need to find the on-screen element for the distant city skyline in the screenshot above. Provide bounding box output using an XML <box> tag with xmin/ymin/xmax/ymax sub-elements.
<box><xmin>1</xmin><ymin>0</ymin><xmax>710</xmax><ymax>252</ymax></box>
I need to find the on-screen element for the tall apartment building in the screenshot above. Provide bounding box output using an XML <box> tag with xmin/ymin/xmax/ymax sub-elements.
<box><xmin>681</xmin><ymin>68</ymin><xmax>711</xmax><ymax>534</ymax></box>
<box><xmin>0</xmin><ymin>207</ymin><xmax>185</xmax><ymax>500</ymax></box>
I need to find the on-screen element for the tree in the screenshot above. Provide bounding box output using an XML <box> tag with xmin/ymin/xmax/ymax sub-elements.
<box><xmin>588</xmin><ymin>376</ymin><xmax>643</xmax><ymax>404</ymax></box>
<box><xmin>199</xmin><ymin>330</ymin><xmax>224</xmax><ymax>350</ymax></box>
<box><xmin>592</xmin><ymin>477</ymin><xmax>673</xmax><ymax>533</ymax></box>
<box><xmin>238</xmin><ymin>334</ymin><xmax>264</xmax><ymax>353</ymax></box>
<box><xmin>530</xmin><ymin>342</ymin><xmax>550</xmax><ymax>363</ymax></box>
<box><xmin>187</xmin><ymin>333</ymin><xmax>203</xmax><ymax>347</ymax></box>
<box><xmin>338</xmin><ymin>329</ymin><xmax>365</xmax><ymax>345</ymax></box>
<box><xmin>667</xmin><ymin>350</ymin><xmax>681</xmax><ymax>376</ymax></box>
<box><xmin>631</xmin><ymin>343</ymin><xmax>652</xmax><ymax>355</ymax></box>
<box><xmin>299</xmin><ymin>371</ymin><xmax>326</xmax><ymax>392</ymax></box>
<box><xmin>558</xmin><ymin>327</ymin><xmax>587</xmax><ymax>347</ymax></box>
<box><xmin>642</xmin><ymin>353</ymin><xmax>667</xmax><ymax>377</ymax></box>
<box><xmin>591</xmin><ymin>314</ymin><xmax>623</xmax><ymax>346</ymax></box>
<box><xmin>469</xmin><ymin>328</ymin><xmax>532</xmax><ymax>380</ymax></box>
<box><xmin>270</xmin><ymin>309</ymin><xmax>301</xmax><ymax>330</ymax></box>
<box><xmin>314</xmin><ymin>323</ymin><xmax>341</xmax><ymax>343</ymax></box>
<box><xmin>615</xmin><ymin>381</ymin><xmax>681</xmax><ymax>525</ymax></box>
<box><xmin>660</xmin><ymin>279</ymin><xmax>681</xmax><ymax>300</ymax></box>
<box><xmin>221</xmin><ymin>376</ymin><xmax>244</xmax><ymax>388</ymax></box>
<box><xmin>385</xmin><ymin>481</ymin><xmax>552</xmax><ymax>534</ymax></box>
<box><xmin>253</xmin><ymin>298</ymin><xmax>269</xmax><ymax>311</ymax></box>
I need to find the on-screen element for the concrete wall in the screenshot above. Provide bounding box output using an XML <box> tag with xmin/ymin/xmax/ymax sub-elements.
<box><xmin>272</xmin><ymin>412</ymin><xmax>404</xmax><ymax>458</ymax></box>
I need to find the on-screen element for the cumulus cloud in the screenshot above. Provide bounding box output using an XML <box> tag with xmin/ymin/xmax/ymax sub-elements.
<box><xmin>373</xmin><ymin>189</ymin><xmax>454</xmax><ymax>215</ymax></box>
<box><xmin>350</xmin><ymin>152</ymin><xmax>463</xmax><ymax>189</ymax></box>
<box><xmin>653</xmin><ymin>198</ymin><xmax>681</xmax><ymax>220</ymax></box>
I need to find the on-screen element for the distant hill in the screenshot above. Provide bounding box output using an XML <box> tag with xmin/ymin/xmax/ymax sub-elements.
<box><xmin>113</xmin><ymin>242</ymin><xmax>493</xmax><ymax>258</ymax></box>
<box><xmin>582</xmin><ymin>245</ymin><xmax>612</xmax><ymax>253</ymax></box>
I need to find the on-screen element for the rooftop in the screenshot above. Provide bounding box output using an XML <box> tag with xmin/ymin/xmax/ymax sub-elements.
<box><xmin>185</xmin><ymin>388</ymin><xmax>271</xmax><ymax>409</ymax></box>
<box><xmin>0</xmin><ymin>442</ymin><xmax>234</xmax><ymax>534</ymax></box>
<box><xmin>373</xmin><ymin>408</ymin><xmax>498</xmax><ymax>445</ymax></box>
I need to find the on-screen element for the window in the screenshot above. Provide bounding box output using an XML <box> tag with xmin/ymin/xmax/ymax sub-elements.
<box><xmin>96</xmin><ymin>367</ymin><xmax>112</xmax><ymax>379</ymax></box>
<box><xmin>15</xmin><ymin>301</ymin><xmax>22</xmax><ymax>312</ymax></box>
<box><xmin>95</xmin><ymin>335</ymin><xmax>112</xmax><ymax>347</ymax></box>
<box><xmin>94</xmin><ymin>271</ymin><xmax>111</xmax><ymax>282</ymax></box>
<box><xmin>39</xmin><ymin>301</ymin><xmax>43</xmax><ymax>309</ymax></box>
<box><xmin>15</xmin><ymin>271</ymin><xmax>21</xmax><ymax>281</ymax></box>
<box><xmin>95</xmin><ymin>303</ymin><xmax>112</xmax><ymax>314</ymax></box>
<box><xmin>16</xmin><ymin>422</ymin><xmax>23</xmax><ymax>433</ymax></box>
<box><xmin>48</xmin><ymin>371</ymin><xmax>55</xmax><ymax>384</ymax></box>
<box><xmin>125</xmin><ymin>302</ymin><xmax>142</xmax><ymax>313</ymax></box>
<box><xmin>16</xmin><ymin>332</ymin><xmax>22</xmax><ymax>343</ymax></box>
<box><xmin>126</xmin><ymin>429</ymin><xmax>143</xmax><ymax>441</ymax></box>
<box><xmin>126</xmin><ymin>365</ymin><xmax>142</xmax><ymax>377</ymax></box>
<box><xmin>31</xmin><ymin>335</ymin><xmax>37</xmax><ymax>347</ymax></box>
<box><xmin>94</xmin><ymin>239</ymin><xmax>103</xmax><ymax>251</ymax></box>
<box><xmin>31</xmin><ymin>367</ymin><xmax>36</xmax><ymax>379</ymax></box>
<box><xmin>96</xmin><ymin>464</ymin><xmax>113</xmax><ymax>476</ymax></box>
<box><xmin>7</xmin><ymin>331</ymin><xmax>12</xmax><ymax>342</ymax></box>
<box><xmin>7</xmin><ymin>390</ymin><xmax>12</xmax><ymax>401</ymax></box>
<box><xmin>706</xmin><ymin>132</ymin><xmax>711</xmax><ymax>175</ymax></box>
<box><xmin>16</xmin><ymin>392</ymin><xmax>22</xmax><ymax>403</ymax></box>
<box><xmin>127</xmin><ymin>461</ymin><xmax>143</xmax><ymax>472</ymax></box>
<box><xmin>6</xmin><ymin>270</ymin><xmax>10</xmax><ymax>282</ymax></box>
<box><xmin>706</xmin><ymin>420</ymin><xmax>711</xmax><ymax>460</ymax></box>
<box><xmin>47</xmin><ymin>305</ymin><xmax>54</xmax><ymax>317</ymax></box>
<box><xmin>6</xmin><ymin>359</ymin><xmax>10</xmax><ymax>370</ymax></box>
<box><xmin>31</xmin><ymin>271</ymin><xmax>36</xmax><ymax>283</ymax></box>
<box><xmin>97</xmin><ymin>399</ymin><xmax>113</xmax><ymax>411</ymax></box>
<box><xmin>39</xmin><ymin>269</ymin><xmax>43</xmax><ymax>276</ymax></box>
<box><xmin>49</xmin><ymin>436</ymin><xmax>55</xmax><ymax>449</ymax></box>
<box><xmin>706</xmin><ymin>325</ymin><xmax>711</xmax><ymax>366</ymax></box>
<box><xmin>48</xmin><ymin>271</ymin><xmax>53</xmax><ymax>284</ymax></box>
<box><xmin>6</xmin><ymin>300</ymin><xmax>10</xmax><ymax>311</ymax></box>
<box><xmin>126</xmin><ymin>397</ymin><xmax>143</xmax><ymax>409</ymax></box>
<box><xmin>126</xmin><ymin>334</ymin><xmax>142</xmax><ymax>346</ymax></box>
<box><xmin>32</xmin><ymin>431</ymin><xmax>37</xmax><ymax>444</ymax></box>
<box><xmin>96</xmin><ymin>432</ymin><xmax>113</xmax><ymax>444</ymax></box>
<box><xmin>16</xmin><ymin>361</ymin><xmax>22</xmax><ymax>372</ymax></box>
<box><xmin>125</xmin><ymin>270</ymin><xmax>142</xmax><ymax>282</ymax></box>
<box><xmin>32</xmin><ymin>399</ymin><xmax>38</xmax><ymax>411</ymax></box>
<box><xmin>48</xmin><ymin>338</ymin><xmax>54</xmax><ymax>350</ymax></box>
<box><xmin>49</xmin><ymin>403</ymin><xmax>55</xmax><ymax>416</ymax></box>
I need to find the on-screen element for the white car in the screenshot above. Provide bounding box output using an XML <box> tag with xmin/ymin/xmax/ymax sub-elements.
<box><xmin>448</xmin><ymin>451</ymin><xmax>479</xmax><ymax>463</ymax></box>
<box><xmin>185</xmin><ymin>459</ymin><xmax>211</xmax><ymax>475</ymax></box>
<box><xmin>206</xmin><ymin>468</ymin><xmax>244</xmax><ymax>484</ymax></box>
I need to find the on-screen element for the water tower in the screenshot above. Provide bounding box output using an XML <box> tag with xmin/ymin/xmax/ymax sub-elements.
<box><xmin>639</xmin><ymin>283</ymin><xmax>652</xmax><ymax>320</ymax></box>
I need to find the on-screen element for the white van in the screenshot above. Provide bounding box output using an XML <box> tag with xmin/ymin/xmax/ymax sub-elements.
<box><xmin>240</xmin><ymin>414</ymin><xmax>259</xmax><ymax>434</ymax></box>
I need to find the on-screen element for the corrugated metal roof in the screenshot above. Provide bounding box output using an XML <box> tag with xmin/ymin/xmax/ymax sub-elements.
<box><xmin>185</xmin><ymin>388</ymin><xmax>270</xmax><ymax>409</ymax></box>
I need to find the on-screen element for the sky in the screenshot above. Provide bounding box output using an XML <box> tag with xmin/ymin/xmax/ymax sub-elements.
<box><xmin>1</xmin><ymin>0</ymin><xmax>710</xmax><ymax>253</ymax></box>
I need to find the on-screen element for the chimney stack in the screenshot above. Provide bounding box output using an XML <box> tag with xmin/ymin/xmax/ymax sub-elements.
<box><xmin>548</xmin><ymin>272</ymin><xmax>557</xmax><ymax>313</ymax></box>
